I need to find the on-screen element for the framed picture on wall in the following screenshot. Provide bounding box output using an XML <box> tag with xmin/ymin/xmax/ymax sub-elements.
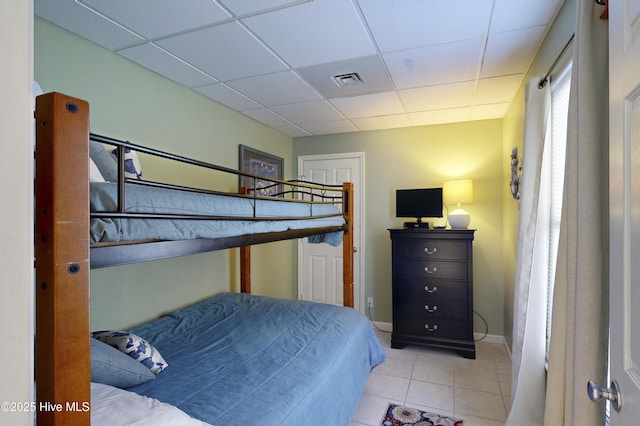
<box><xmin>239</xmin><ymin>145</ymin><xmax>284</xmax><ymax>197</ymax></box>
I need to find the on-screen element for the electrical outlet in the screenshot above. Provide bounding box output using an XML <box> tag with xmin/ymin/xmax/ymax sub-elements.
<box><xmin>367</xmin><ymin>297</ymin><xmax>374</xmax><ymax>308</ymax></box>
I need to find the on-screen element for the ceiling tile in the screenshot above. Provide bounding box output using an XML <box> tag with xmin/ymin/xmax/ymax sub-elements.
<box><xmin>35</xmin><ymin>0</ymin><xmax>143</xmax><ymax>50</ymax></box>
<box><xmin>218</xmin><ymin>0</ymin><xmax>310</xmax><ymax>17</ymax></box>
<box><xmin>81</xmin><ymin>0</ymin><xmax>231</xmax><ymax>39</ymax></box>
<box><xmin>227</xmin><ymin>71</ymin><xmax>322</xmax><ymax>107</ymax></box>
<box><xmin>399</xmin><ymin>81</ymin><xmax>475</xmax><ymax>113</ymax></box>
<box><xmin>471</xmin><ymin>103</ymin><xmax>511</xmax><ymax>120</ymax></box>
<box><xmin>409</xmin><ymin>107</ymin><xmax>472</xmax><ymax>127</ymax></box>
<box><xmin>270</xmin><ymin>100</ymin><xmax>345</xmax><ymax>123</ymax></box>
<box><xmin>481</xmin><ymin>26</ymin><xmax>546</xmax><ymax>78</ymax></box>
<box><xmin>359</xmin><ymin>0</ymin><xmax>493</xmax><ymax>53</ymax></box>
<box><xmin>490</xmin><ymin>0</ymin><xmax>563</xmax><ymax>33</ymax></box>
<box><xmin>36</xmin><ymin>0</ymin><xmax>561</xmax><ymax>134</ymax></box>
<box><xmin>351</xmin><ymin>114</ymin><xmax>412</xmax><ymax>131</ymax></box>
<box><xmin>117</xmin><ymin>43</ymin><xmax>216</xmax><ymax>88</ymax></box>
<box><xmin>297</xmin><ymin>55</ymin><xmax>394</xmax><ymax>98</ymax></box>
<box><xmin>475</xmin><ymin>74</ymin><xmax>524</xmax><ymax>105</ymax></box>
<box><xmin>330</xmin><ymin>92</ymin><xmax>405</xmax><ymax>119</ymax></box>
<box><xmin>156</xmin><ymin>22</ymin><xmax>288</xmax><ymax>81</ymax></box>
<box><xmin>275</xmin><ymin>123</ymin><xmax>312</xmax><ymax>138</ymax></box>
<box><xmin>193</xmin><ymin>84</ymin><xmax>261</xmax><ymax>111</ymax></box>
<box><xmin>384</xmin><ymin>38</ymin><xmax>483</xmax><ymax>89</ymax></box>
<box><xmin>242</xmin><ymin>0</ymin><xmax>376</xmax><ymax>67</ymax></box>
<box><xmin>242</xmin><ymin>108</ymin><xmax>293</xmax><ymax>128</ymax></box>
<box><xmin>299</xmin><ymin>120</ymin><xmax>359</xmax><ymax>136</ymax></box>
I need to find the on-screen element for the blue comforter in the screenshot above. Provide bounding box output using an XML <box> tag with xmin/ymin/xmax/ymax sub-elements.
<box><xmin>128</xmin><ymin>293</ymin><xmax>385</xmax><ymax>426</ymax></box>
<box><xmin>89</xmin><ymin>182</ymin><xmax>345</xmax><ymax>245</ymax></box>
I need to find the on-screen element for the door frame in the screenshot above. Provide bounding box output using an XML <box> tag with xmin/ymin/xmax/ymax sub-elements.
<box><xmin>297</xmin><ymin>152</ymin><xmax>366</xmax><ymax>312</ymax></box>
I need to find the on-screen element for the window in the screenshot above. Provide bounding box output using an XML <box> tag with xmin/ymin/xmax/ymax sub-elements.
<box><xmin>545</xmin><ymin>61</ymin><xmax>572</xmax><ymax>361</ymax></box>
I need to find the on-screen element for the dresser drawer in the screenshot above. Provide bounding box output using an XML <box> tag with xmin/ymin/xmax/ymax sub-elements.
<box><xmin>394</xmin><ymin>297</ymin><xmax>468</xmax><ymax>321</ymax></box>
<box><xmin>394</xmin><ymin>315</ymin><xmax>468</xmax><ymax>340</ymax></box>
<box><xmin>395</xmin><ymin>277</ymin><xmax>468</xmax><ymax>300</ymax></box>
<box><xmin>394</xmin><ymin>240</ymin><xmax>467</xmax><ymax>260</ymax></box>
<box><xmin>395</xmin><ymin>259</ymin><xmax>467</xmax><ymax>280</ymax></box>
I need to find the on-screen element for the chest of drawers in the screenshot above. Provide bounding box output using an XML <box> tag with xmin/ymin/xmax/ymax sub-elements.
<box><xmin>388</xmin><ymin>228</ymin><xmax>475</xmax><ymax>358</ymax></box>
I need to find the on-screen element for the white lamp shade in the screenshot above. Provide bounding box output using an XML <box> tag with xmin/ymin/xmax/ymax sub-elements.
<box><xmin>443</xmin><ymin>179</ymin><xmax>474</xmax><ymax>229</ymax></box>
<box><xmin>442</xmin><ymin>179</ymin><xmax>474</xmax><ymax>205</ymax></box>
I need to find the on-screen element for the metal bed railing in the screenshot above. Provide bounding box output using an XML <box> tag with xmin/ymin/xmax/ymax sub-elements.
<box><xmin>90</xmin><ymin>133</ymin><xmax>347</xmax><ymax>222</ymax></box>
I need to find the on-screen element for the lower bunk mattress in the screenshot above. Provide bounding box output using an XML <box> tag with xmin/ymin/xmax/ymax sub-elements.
<box><xmin>99</xmin><ymin>292</ymin><xmax>386</xmax><ymax>425</ymax></box>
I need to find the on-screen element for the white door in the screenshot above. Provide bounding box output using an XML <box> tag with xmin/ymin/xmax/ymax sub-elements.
<box><xmin>297</xmin><ymin>153</ymin><xmax>364</xmax><ymax>311</ymax></box>
<box><xmin>607</xmin><ymin>0</ymin><xmax>640</xmax><ymax>422</ymax></box>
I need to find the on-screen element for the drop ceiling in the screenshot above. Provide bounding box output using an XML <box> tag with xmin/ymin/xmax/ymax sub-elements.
<box><xmin>35</xmin><ymin>0</ymin><xmax>564</xmax><ymax>137</ymax></box>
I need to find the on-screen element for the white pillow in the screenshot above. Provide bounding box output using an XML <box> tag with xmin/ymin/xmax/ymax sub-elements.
<box><xmin>91</xmin><ymin>382</ymin><xmax>211</xmax><ymax>426</ymax></box>
<box><xmin>92</xmin><ymin>331</ymin><xmax>168</xmax><ymax>374</ymax></box>
<box><xmin>90</xmin><ymin>158</ymin><xmax>106</xmax><ymax>182</ymax></box>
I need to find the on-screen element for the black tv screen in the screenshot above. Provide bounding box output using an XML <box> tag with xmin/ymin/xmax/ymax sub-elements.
<box><xmin>396</xmin><ymin>188</ymin><xmax>443</xmax><ymax>221</ymax></box>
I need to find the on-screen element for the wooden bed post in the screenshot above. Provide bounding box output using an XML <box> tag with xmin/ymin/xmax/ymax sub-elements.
<box><xmin>239</xmin><ymin>187</ymin><xmax>251</xmax><ymax>294</ymax></box>
<box><xmin>35</xmin><ymin>93</ymin><xmax>91</xmax><ymax>426</ymax></box>
<box><xmin>342</xmin><ymin>182</ymin><xmax>355</xmax><ymax>308</ymax></box>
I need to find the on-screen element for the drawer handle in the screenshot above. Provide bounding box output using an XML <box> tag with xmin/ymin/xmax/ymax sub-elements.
<box><xmin>424</xmin><ymin>266</ymin><xmax>437</xmax><ymax>274</ymax></box>
<box><xmin>424</xmin><ymin>285</ymin><xmax>438</xmax><ymax>293</ymax></box>
<box><xmin>424</xmin><ymin>305</ymin><xmax>438</xmax><ymax>313</ymax></box>
<box><xmin>425</xmin><ymin>324</ymin><xmax>438</xmax><ymax>332</ymax></box>
<box><xmin>424</xmin><ymin>247</ymin><xmax>437</xmax><ymax>255</ymax></box>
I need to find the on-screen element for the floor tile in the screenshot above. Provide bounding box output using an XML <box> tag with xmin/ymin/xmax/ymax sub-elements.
<box><xmin>406</xmin><ymin>380</ymin><xmax>454</xmax><ymax>412</ymax></box>
<box><xmin>497</xmin><ymin>373</ymin><xmax>512</xmax><ymax>396</ymax></box>
<box><xmin>455</xmin><ymin>388</ymin><xmax>508</xmax><ymax>422</ymax></box>
<box><xmin>460</xmin><ymin>414</ymin><xmax>508</xmax><ymax>426</ymax></box>
<box><xmin>455</xmin><ymin>367</ymin><xmax>501</xmax><ymax>394</ymax></box>
<box><xmin>412</xmin><ymin>362</ymin><xmax>454</xmax><ymax>386</ymax></box>
<box><xmin>351</xmin><ymin>394</ymin><xmax>401</xmax><ymax>426</ymax></box>
<box><xmin>364</xmin><ymin>373</ymin><xmax>410</xmax><ymax>402</ymax></box>
<box><xmin>354</xmin><ymin>331</ymin><xmax>512</xmax><ymax>426</ymax></box>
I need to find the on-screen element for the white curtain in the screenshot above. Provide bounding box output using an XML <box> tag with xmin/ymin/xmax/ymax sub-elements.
<box><xmin>506</xmin><ymin>78</ymin><xmax>551</xmax><ymax>426</ymax></box>
<box><xmin>544</xmin><ymin>1</ymin><xmax>609</xmax><ymax>425</ymax></box>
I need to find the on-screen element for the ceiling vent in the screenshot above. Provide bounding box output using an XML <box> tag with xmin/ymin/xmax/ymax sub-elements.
<box><xmin>331</xmin><ymin>72</ymin><xmax>364</xmax><ymax>87</ymax></box>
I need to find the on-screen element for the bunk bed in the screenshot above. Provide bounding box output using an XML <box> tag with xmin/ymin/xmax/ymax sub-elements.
<box><xmin>34</xmin><ymin>92</ymin><xmax>384</xmax><ymax>426</ymax></box>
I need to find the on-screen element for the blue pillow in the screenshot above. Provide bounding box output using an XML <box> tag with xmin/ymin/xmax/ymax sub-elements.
<box><xmin>90</xmin><ymin>141</ymin><xmax>118</xmax><ymax>182</ymax></box>
<box><xmin>91</xmin><ymin>338</ymin><xmax>155</xmax><ymax>389</ymax></box>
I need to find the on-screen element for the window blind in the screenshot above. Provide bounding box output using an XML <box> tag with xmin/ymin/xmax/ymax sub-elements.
<box><xmin>545</xmin><ymin>61</ymin><xmax>572</xmax><ymax>361</ymax></box>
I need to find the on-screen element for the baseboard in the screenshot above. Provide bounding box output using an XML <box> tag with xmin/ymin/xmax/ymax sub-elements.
<box><xmin>371</xmin><ymin>321</ymin><xmax>393</xmax><ymax>333</ymax></box>
<box><xmin>474</xmin><ymin>332</ymin><xmax>505</xmax><ymax>345</ymax></box>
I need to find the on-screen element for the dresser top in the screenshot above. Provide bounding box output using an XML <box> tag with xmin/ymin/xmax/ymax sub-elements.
<box><xmin>388</xmin><ymin>228</ymin><xmax>475</xmax><ymax>241</ymax></box>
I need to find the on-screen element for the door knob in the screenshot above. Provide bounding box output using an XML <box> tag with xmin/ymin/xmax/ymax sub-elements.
<box><xmin>587</xmin><ymin>380</ymin><xmax>622</xmax><ymax>412</ymax></box>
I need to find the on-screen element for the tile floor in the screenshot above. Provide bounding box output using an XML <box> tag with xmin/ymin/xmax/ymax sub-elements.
<box><xmin>351</xmin><ymin>330</ymin><xmax>512</xmax><ymax>426</ymax></box>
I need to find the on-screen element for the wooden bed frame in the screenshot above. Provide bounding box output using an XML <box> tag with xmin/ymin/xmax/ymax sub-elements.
<box><xmin>34</xmin><ymin>92</ymin><xmax>354</xmax><ymax>426</ymax></box>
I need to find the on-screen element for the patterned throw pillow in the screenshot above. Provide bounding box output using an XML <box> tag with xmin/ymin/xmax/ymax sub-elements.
<box><xmin>92</xmin><ymin>331</ymin><xmax>167</xmax><ymax>374</ymax></box>
<box><xmin>110</xmin><ymin>147</ymin><xmax>143</xmax><ymax>180</ymax></box>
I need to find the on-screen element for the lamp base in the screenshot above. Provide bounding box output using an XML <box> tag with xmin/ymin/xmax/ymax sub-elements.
<box><xmin>448</xmin><ymin>208</ymin><xmax>470</xmax><ymax>229</ymax></box>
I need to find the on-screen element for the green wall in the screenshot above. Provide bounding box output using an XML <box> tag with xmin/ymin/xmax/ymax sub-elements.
<box><xmin>293</xmin><ymin>121</ymin><xmax>505</xmax><ymax>336</ymax></box>
<box><xmin>34</xmin><ymin>18</ymin><xmax>295</xmax><ymax>330</ymax></box>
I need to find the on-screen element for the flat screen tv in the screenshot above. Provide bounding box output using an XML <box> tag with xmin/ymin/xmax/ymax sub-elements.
<box><xmin>396</xmin><ymin>188</ymin><xmax>443</xmax><ymax>226</ymax></box>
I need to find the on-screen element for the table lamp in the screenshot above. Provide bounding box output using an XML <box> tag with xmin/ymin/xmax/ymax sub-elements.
<box><xmin>443</xmin><ymin>179</ymin><xmax>474</xmax><ymax>229</ymax></box>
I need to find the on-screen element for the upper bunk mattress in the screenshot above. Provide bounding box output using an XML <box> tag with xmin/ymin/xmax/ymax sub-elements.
<box><xmin>89</xmin><ymin>182</ymin><xmax>344</xmax><ymax>245</ymax></box>
<box><xmin>126</xmin><ymin>293</ymin><xmax>385</xmax><ymax>426</ymax></box>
